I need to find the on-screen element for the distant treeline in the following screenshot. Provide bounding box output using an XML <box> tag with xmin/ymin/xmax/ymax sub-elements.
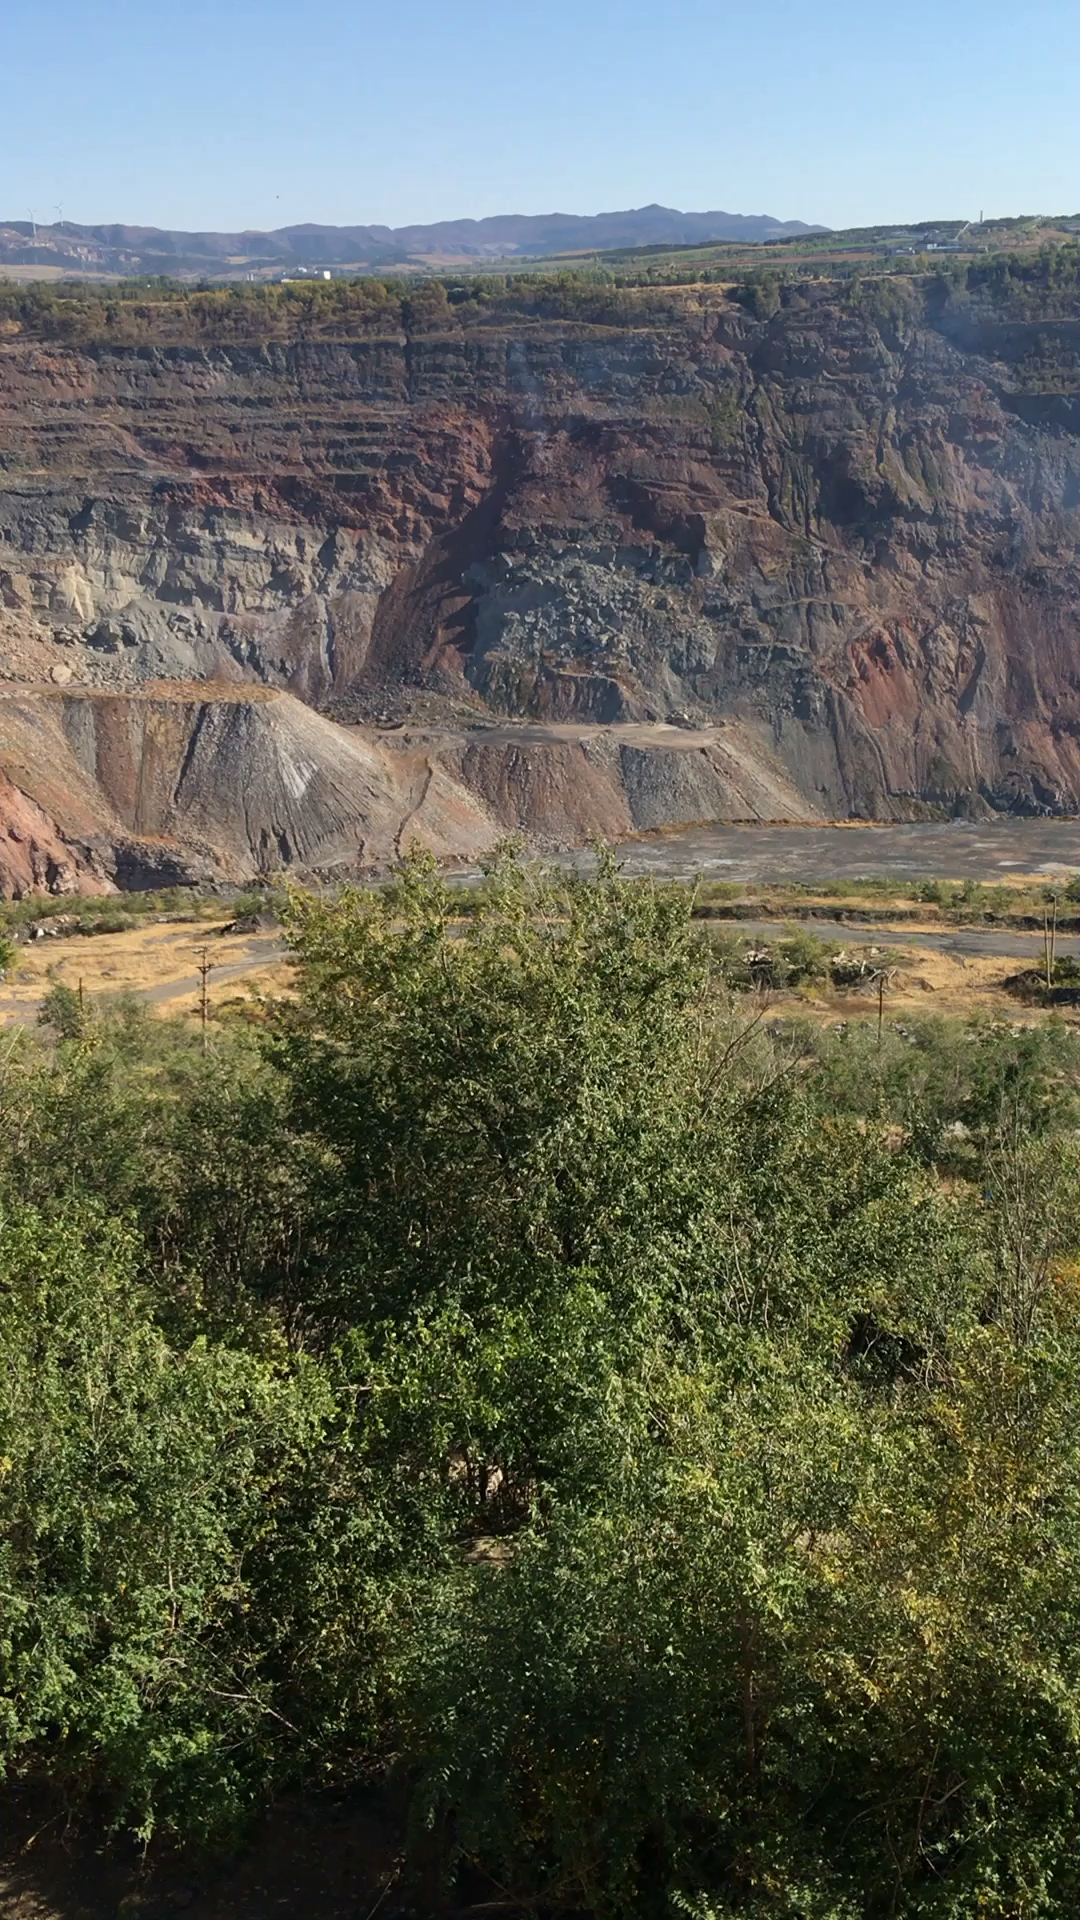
<box><xmin>0</xmin><ymin>272</ymin><xmax>697</xmax><ymax>346</ymax></box>
<box><xmin>2</xmin><ymin>244</ymin><xmax>1079</xmax><ymax>347</ymax></box>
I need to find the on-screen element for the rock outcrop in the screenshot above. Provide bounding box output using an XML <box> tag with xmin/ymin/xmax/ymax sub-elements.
<box><xmin>2</xmin><ymin>275</ymin><xmax>1080</xmax><ymax>890</ymax></box>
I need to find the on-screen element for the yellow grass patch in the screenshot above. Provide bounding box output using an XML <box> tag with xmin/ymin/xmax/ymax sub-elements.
<box><xmin>0</xmin><ymin>921</ymin><xmax>290</xmax><ymax>1025</ymax></box>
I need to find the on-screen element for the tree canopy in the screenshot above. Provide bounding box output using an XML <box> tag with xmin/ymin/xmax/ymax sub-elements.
<box><xmin>1</xmin><ymin>854</ymin><xmax>1079</xmax><ymax>1916</ymax></box>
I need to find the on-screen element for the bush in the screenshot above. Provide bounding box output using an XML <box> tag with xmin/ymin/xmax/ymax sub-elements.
<box><xmin>416</xmin><ymin>1299</ymin><xmax>1080</xmax><ymax>1918</ymax></box>
<box><xmin>0</xmin><ymin>1199</ymin><xmax>434</xmax><ymax>1840</ymax></box>
<box><xmin>0</xmin><ymin>1204</ymin><xmax>318</xmax><ymax>1836</ymax></box>
<box><xmin>37</xmin><ymin>979</ymin><xmax>88</xmax><ymax>1040</ymax></box>
<box><xmin>75</xmin><ymin>912</ymin><xmax>138</xmax><ymax>936</ymax></box>
<box><xmin>3</xmin><ymin>859</ymin><xmax>1080</xmax><ymax>1912</ymax></box>
<box><xmin>228</xmin><ymin>887</ymin><xmax>284</xmax><ymax>923</ymax></box>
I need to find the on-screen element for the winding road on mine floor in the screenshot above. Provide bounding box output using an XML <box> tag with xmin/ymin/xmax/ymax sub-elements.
<box><xmin>1</xmin><ymin>921</ymin><xmax>1076</xmax><ymax>1029</ymax></box>
<box><xmin>1</xmin><ymin>818</ymin><xmax>1078</xmax><ymax>1025</ymax></box>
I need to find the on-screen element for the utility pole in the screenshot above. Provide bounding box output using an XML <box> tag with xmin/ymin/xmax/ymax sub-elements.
<box><xmin>195</xmin><ymin>945</ymin><xmax>213</xmax><ymax>1052</ymax></box>
<box><xmin>875</xmin><ymin>966</ymin><xmax>896</xmax><ymax>1048</ymax></box>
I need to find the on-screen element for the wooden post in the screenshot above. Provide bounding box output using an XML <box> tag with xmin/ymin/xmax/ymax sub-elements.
<box><xmin>877</xmin><ymin>968</ymin><xmax>886</xmax><ymax>1047</ymax></box>
<box><xmin>195</xmin><ymin>945</ymin><xmax>213</xmax><ymax>1052</ymax></box>
<box><xmin>1050</xmin><ymin>893</ymin><xmax>1058</xmax><ymax>977</ymax></box>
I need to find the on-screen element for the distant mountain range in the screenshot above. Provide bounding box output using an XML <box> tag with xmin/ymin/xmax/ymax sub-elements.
<box><xmin>0</xmin><ymin>204</ymin><xmax>826</xmax><ymax>278</ymax></box>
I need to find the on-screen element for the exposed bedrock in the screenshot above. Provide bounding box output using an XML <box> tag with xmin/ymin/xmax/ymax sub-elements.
<box><xmin>0</xmin><ymin>685</ymin><xmax>502</xmax><ymax>896</ymax></box>
<box><xmin>0</xmin><ymin>687</ymin><xmax>815</xmax><ymax>899</ymax></box>
<box><xmin>3</xmin><ymin>281</ymin><xmax>1080</xmax><ymax>887</ymax></box>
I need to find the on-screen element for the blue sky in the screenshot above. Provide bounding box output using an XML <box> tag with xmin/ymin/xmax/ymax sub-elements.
<box><xmin>3</xmin><ymin>0</ymin><xmax>1079</xmax><ymax>233</ymax></box>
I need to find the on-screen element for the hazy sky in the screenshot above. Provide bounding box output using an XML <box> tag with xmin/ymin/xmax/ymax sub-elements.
<box><xmin>3</xmin><ymin>0</ymin><xmax>1079</xmax><ymax>233</ymax></box>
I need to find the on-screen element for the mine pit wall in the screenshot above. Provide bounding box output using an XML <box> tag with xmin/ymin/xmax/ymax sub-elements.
<box><xmin>1</xmin><ymin>683</ymin><xmax>820</xmax><ymax>900</ymax></box>
<box><xmin>3</xmin><ymin>278</ymin><xmax>1080</xmax><ymax>880</ymax></box>
<box><xmin>0</xmin><ymin>686</ymin><xmax>501</xmax><ymax>895</ymax></box>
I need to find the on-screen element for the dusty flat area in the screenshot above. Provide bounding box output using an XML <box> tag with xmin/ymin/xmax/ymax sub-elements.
<box><xmin>587</xmin><ymin>818</ymin><xmax>1080</xmax><ymax>884</ymax></box>
<box><xmin>2</xmin><ymin>816</ymin><xmax>1077</xmax><ymax>1032</ymax></box>
<box><xmin>765</xmin><ymin>946</ymin><xmax>1076</xmax><ymax>1026</ymax></box>
<box><xmin>2</xmin><ymin>909</ymin><xmax>1075</xmax><ymax>1033</ymax></box>
<box><xmin>0</xmin><ymin>923</ymin><xmax>289</xmax><ymax>1026</ymax></box>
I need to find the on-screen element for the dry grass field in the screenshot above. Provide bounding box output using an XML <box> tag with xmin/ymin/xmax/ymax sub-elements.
<box><xmin>0</xmin><ymin>921</ymin><xmax>290</xmax><ymax>1026</ymax></box>
<box><xmin>2</xmin><ymin>907</ymin><xmax>1074</xmax><ymax>1034</ymax></box>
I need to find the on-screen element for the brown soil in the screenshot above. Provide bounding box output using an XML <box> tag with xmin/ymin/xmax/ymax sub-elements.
<box><xmin>0</xmin><ymin>1790</ymin><xmax>403</xmax><ymax>1920</ymax></box>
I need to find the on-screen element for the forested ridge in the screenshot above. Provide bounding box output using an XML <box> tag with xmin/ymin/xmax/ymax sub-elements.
<box><xmin>2</xmin><ymin>857</ymin><xmax>1080</xmax><ymax>1917</ymax></box>
<box><xmin>2</xmin><ymin>244</ymin><xmax>1080</xmax><ymax>346</ymax></box>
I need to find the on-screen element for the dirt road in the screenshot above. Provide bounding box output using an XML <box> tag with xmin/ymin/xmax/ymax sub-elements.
<box><xmin>0</xmin><ymin>926</ymin><xmax>286</xmax><ymax>1026</ymax></box>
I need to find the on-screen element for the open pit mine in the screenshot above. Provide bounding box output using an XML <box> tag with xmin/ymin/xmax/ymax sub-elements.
<box><xmin>2</xmin><ymin>274</ymin><xmax>1080</xmax><ymax>896</ymax></box>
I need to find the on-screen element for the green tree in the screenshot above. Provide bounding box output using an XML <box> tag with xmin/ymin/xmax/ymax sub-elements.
<box><xmin>38</xmin><ymin>978</ymin><xmax>88</xmax><ymax>1040</ymax></box>
<box><xmin>3</xmin><ymin>860</ymin><xmax>1080</xmax><ymax>1917</ymax></box>
<box><xmin>0</xmin><ymin>1201</ymin><xmax>332</xmax><ymax>1837</ymax></box>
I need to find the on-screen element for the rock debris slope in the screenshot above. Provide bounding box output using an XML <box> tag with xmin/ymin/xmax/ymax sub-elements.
<box><xmin>2</xmin><ymin>273</ymin><xmax>1079</xmax><ymax>891</ymax></box>
<box><xmin>0</xmin><ymin>684</ymin><xmax>504</xmax><ymax>894</ymax></box>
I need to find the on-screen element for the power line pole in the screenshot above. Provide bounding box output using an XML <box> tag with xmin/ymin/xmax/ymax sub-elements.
<box><xmin>875</xmin><ymin>966</ymin><xmax>896</xmax><ymax>1048</ymax></box>
<box><xmin>195</xmin><ymin>945</ymin><xmax>213</xmax><ymax>1052</ymax></box>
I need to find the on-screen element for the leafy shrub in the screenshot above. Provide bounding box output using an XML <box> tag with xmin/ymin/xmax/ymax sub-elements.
<box><xmin>1</xmin><ymin>859</ymin><xmax>1080</xmax><ymax>1912</ymax></box>
<box><xmin>229</xmin><ymin>887</ymin><xmax>284</xmax><ymax>923</ymax></box>
<box><xmin>37</xmin><ymin>979</ymin><xmax>89</xmax><ymax>1039</ymax></box>
<box><xmin>73</xmin><ymin>912</ymin><xmax>138</xmax><ymax>936</ymax></box>
<box><xmin>0</xmin><ymin>1204</ymin><xmax>317</xmax><ymax>1836</ymax></box>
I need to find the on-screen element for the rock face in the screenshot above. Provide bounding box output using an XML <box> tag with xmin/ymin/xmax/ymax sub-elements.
<box><xmin>2</xmin><ymin>276</ymin><xmax>1080</xmax><ymax>890</ymax></box>
<box><xmin>0</xmin><ymin>684</ymin><xmax>506</xmax><ymax>895</ymax></box>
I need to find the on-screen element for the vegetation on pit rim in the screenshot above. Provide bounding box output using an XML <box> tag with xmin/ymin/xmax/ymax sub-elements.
<box><xmin>3</xmin><ymin>850</ymin><xmax>1080</xmax><ymax>1917</ymax></box>
<box><xmin>4</xmin><ymin>243</ymin><xmax>1080</xmax><ymax>345</ymax></box>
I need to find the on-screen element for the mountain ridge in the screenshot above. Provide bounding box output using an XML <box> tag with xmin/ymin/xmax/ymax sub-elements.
<box><xmin>0</xmin><ymin>204</ymin><xmax>826</xmax><ymax>278</ymax></box>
